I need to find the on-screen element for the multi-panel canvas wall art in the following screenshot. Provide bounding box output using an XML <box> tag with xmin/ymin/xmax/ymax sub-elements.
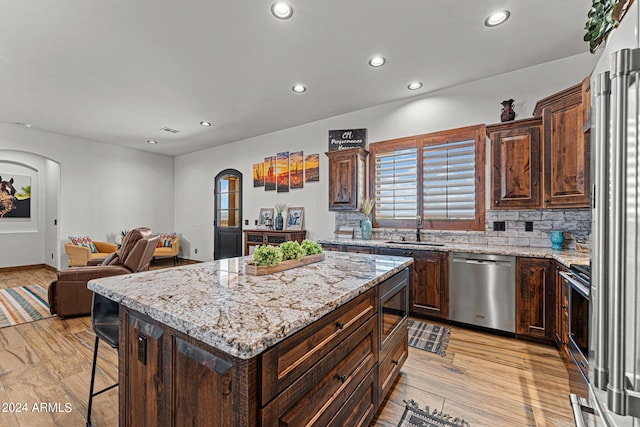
<box><xmin>276</xmin><ymin>152</ymin><xmax>289</xmax><ymax>193</ymax></box>
<box><xmin>305</xmin><ymin>153</ymin><xmax>319</xmax><ymax>182</ymax></box>
<box><xmin>290</xmin><ymin>151</ymin><xmax>304</xmax><ymax>189</ymax></box>
<box><xmin>264</xmin><ymin>156</ymin><xmax>276</xmax><ymax>191</ymax></box>
<box><xmin>253</xmin><ymin>163</ymin><xmax>264</xmax><ymax>187</ymax></box>
<box><xmin>0</xmin><ymin>174</ymin><xmax>31</xmax><ymax>218</ymax></box>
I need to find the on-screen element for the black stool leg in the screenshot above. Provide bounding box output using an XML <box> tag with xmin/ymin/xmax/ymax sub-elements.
<box><xmin>86</xmin><ymin>336</ymin><xmax>100</xmax><ymax>427</ymax></box>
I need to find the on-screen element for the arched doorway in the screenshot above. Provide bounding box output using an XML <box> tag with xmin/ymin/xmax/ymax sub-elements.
<box><xmin>214</xmin><ymin>169</ymin><xmax>242</xmax><ymax>260</ymax></box>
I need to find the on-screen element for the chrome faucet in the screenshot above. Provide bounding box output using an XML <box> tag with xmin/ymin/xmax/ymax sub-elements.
<box><xmin>416</xmin><ymin>215</ymin><xmax>422</xmax><ymax>242</ymax></box>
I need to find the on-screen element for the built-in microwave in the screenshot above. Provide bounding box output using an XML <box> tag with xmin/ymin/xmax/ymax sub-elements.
<box><xmin>379</xmin><ymin>269</ymin><xmax>409</xmax><ymax>352</ymax></box>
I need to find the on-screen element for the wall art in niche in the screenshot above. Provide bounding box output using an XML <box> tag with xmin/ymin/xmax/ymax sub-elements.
<box><xmin>305</xmin><ymin>153</ymin><xmax>319</xmax><ymax>182</ymax></box>
<box><xmin>276</xmin><ymin>151</ymin><xmax>289</xmax><ymax>193</ymax></box>
<box><xmin>290</xmin><ymin>151</ymin><xmax>304</xmax><ymax>189</ymax></box>
<box><xmin>253</xmin><ymin>163</ymin><xmax>264</xmax><ymax>187</ymax></box>
<box><xmin>0</xmin><ymin>174</ymin><xmax>31</xmax><ymax>218</ymax></box>
<box><xmin>264</xmin><ymin>156</ymin><xmax>276</xmax><ymax>191</ymax></box>
<box><xmin>285</xmin><ymin>206</ymin><xmax>304</xmax><ymax>230</ymax></box>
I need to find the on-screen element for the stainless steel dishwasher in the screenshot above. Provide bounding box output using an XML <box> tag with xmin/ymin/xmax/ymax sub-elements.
<box><xmin>449</xmin><ymin>252</ymin><xmax>516</xmax><ymax>333</ymax></box>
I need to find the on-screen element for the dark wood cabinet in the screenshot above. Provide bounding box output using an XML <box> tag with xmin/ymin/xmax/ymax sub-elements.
<box><xmin>343</xmin><ymin>244</ymin><xmax>376</xmax><ymax>254</ymax></box>
<box><xmin>326</xmin><ymin>148</ymin><xmax>368</xmax><ymax>211</ymax></box>
<box><xmin>554</xmin><ymin>263</ymin><xmax>569</xmax><ymax>355</ymax></box>
<box><xmin>487</xmin><ymin>118</ymin><xmax>542</xmax><ymax>209</ymax></box>
<box><xmin>582</xmin><ymin>75</ymin><xmax>591</xmax><ymax>132</ymax></box>
<box><xmin>243</xmin><ymin>229</ymin><xmax>306</xmax><ymax>255</ymax></box>
<box><xmin>516</xmin><ymin>258</ymin><xmax>556</xmax><ymax>341</ymax></box>
<box><xmin>534</xmin><ymin>83</ymin><xmax>590</xmax><ymax>208</ymax></box>
<box><xmin>411</xmin><ymin>251</ymin><xmax>449</xmax><ymax>319</ymax></box>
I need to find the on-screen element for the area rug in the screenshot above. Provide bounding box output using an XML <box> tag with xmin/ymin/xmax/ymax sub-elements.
<box><xmin>408</xmin><ymin>319</ymin><xmax>451</xmax><ymax>357</ymax></box>
<box><xmin>0</xmin><ymin>285</ymin><xmax>52</xmax><ymax>328</ymax></box>
<box><xmin>398</xmin><ymin>400</ymin><xmax>469</xmax><ymax>427</ymax></box>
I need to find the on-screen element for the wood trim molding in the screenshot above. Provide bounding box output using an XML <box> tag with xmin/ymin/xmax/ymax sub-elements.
<box><xmin>532</xmin><ymin>83</ymin><xmax>582</xmax><ymax>117</ymax></box>
<box><xmin>486</xmin><ymin>117</ymin><xmax>542</xmax><ymax>135</ymax></box>
<box><xmin>0</xmin><ymin>263</ymin><xmax>57</xmax><ymax>273</ymax></box>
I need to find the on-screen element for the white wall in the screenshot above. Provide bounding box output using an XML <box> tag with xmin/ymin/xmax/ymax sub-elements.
<box><xmin>175</xmin><ymin>52</ymin><xmax>597</xmax><ymax>262</ymax></box>
<box><xmin>0</xmin><ymin>124</ymin><xmax>175</xmax><ymax>268</ymax></box>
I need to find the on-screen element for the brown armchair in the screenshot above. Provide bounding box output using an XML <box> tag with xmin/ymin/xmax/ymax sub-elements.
<box><xmin>48</xmin><ymin>228</ymin><xmax>160</xmax><ymax>318</ymax></box>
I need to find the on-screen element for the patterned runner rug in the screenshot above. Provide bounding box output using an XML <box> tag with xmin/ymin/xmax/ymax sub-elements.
<box><xmin>398</xmin><ymin>400</ymin><xmax>469</xmax><ymax>427</ymax></box>
<box><xmin>0</xmin><ymin>285</ymin><xmax>52</xmax><ymax>328</ymax></box>
<box><xmin>408</xmin><ymin>319</ymin><xmax>451</xmax><ymax>357</ymax></box>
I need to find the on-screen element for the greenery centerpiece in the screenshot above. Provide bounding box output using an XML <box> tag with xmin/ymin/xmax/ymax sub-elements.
<box><xmin>247</xmin><ymin>240</ymin><xmax>325</xmax><ymax>275</ymax></box>
<box><xmin>584</xmin><ymin>0</ymin><xmax>634</xmax><ymax>53</ymax></box>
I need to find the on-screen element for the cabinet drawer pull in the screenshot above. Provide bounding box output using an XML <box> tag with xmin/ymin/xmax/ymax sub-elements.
<box><xmin>392</xmin><ymin>359</ymin><xmax>399</xmax><ymax>366</ymax></box>
<box><xmin>562</xmin><ymin>304</ymin><xmax>568</xmax><ymax>309</ymax></box>
<box><xmin>336</xmin><ymin>321</ymin><xmax>344</xmax><ymax>330</ymax></box>
<box><xmin>337</xmin><ymin>374</ymin><xmax>347</xmax><ymax>383</ymax></box>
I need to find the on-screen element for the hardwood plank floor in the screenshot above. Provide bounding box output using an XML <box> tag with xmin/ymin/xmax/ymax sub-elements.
<box><xmin>0</xmin><ymin>266</ymin><xmax>574</xmax><ymax>426</ymax></box>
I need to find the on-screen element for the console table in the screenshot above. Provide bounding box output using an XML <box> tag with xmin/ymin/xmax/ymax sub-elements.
<box><xmin>243</xmin><ymin>229</ymin><xmax>306</xmax><ymax>255</ymax></box>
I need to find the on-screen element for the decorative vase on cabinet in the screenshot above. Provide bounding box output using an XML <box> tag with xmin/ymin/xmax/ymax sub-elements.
<box><xmin>361</xmin><ymin>217</ymin><xmax>372</xmax><ymax>240</ymax></box>
<box><xmin>275</xmin><ymin>213</ymin><xmax>284</xmax><ymax>230</ymax></box>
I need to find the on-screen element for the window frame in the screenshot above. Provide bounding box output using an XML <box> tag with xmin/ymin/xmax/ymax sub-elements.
<box><xmin>369</xmin><ymin>124</ymin><xmax>485</xmax><ymax>231</ymax></box>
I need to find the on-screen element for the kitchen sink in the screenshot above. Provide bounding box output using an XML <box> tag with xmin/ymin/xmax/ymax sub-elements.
<box><xmin>385</xmin><ymin>240</ymin><xmax>445</xmax><ymax>247</ymax></box>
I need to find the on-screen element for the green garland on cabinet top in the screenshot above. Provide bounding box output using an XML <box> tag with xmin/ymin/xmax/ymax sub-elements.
<box><xmin>585</xmin><ymin>0</ymin><xmax>634</xmax><ymax>53</ymax></box>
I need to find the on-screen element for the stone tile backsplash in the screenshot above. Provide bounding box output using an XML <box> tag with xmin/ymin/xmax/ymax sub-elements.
<box><xmin>335</xmin><ymin>208</ymin><xmax>591</xmax><ymax>249</ymax></box>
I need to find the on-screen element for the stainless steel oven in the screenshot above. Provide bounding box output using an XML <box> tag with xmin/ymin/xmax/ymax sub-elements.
<box><xmin>560</xmin><ymin>265</ymin><xmax>591</xmax><ymax>381</ymax></box>
<box><xmin>379</xmin><ymin>268</ymin><xmax>409</xmax><ymax>352</ymax></box>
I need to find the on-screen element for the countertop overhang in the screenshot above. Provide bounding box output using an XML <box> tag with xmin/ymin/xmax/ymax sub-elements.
<box><xmin>88</xmin><ymin>251</ymin><xmax>413</xmax><ymax>360</ymax></box>
<box><xmin>318</xmin><ymin>239</ymin><xmax>589</xmax><ymax>267</ymax></box>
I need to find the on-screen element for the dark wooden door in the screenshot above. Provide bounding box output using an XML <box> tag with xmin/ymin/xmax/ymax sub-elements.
<box><xmin>214</xmin><ymin>169</ymin><xmax>242</xmax><ymax>260</ymax></box>
<box><xmin>411</xmin><ymin>251</ymin><xmax>449</xmax><ymax>319</ymax></box>
<box><xmin>516</xmin><ymin>258</ymin><xmax>555</xmax><ymax>341</ymax></box>
<box><xmin>326</xmin><ymin>148</ymin><xmax>368</xmax><ymax>211</ymax></box>
<box><xmin>542</xmin><ymin>85</ymin><xmax>590</xmax><ymax>207</ymax></box>
<box><xmin>488</xmin><ymin>118</ymin><xmax>542</xmax><ymax>209</ymax></box>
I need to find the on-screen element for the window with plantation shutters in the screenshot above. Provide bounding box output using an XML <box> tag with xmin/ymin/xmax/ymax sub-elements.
<box><xmin>423</xmin><ymin>139</ymin><xmax>476</xmax><ymax>220</ymax></box>
<box><xmin>369</xmin><ymin>125</ymin><xmax>485</xmax><ymax>231</ymax></box>
<box><xmin>373</xmin><ymin>147</ymin><xmax>418</xmax><ymax>220</ymax></box>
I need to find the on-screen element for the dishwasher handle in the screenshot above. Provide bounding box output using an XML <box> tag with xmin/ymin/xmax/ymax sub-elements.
<box><xmin>452</xmin><ymin>257</ymin><xmax>512</xmax><ymax>267</ymax></box>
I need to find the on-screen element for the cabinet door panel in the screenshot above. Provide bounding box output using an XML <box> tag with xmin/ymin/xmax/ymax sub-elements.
<box><xmin>491</xmin><ymin>122</ymin><xmax>541</xmax><ymax>208</ymax></box>
<box><xmin>543</xmin><ymin>88</ymin><xmax>590</xmax><ymax>207</ymax></box>
<box><xmin>122</xmin><ymin>314</ymin><xmax>165</xmax><ymax>427</ymax></box>
<box><xmin>516</xmin><ymin>258</ymin><xmax>555</xmax><ymax>340</ymax></box>
<box><xmin>411</xmin><ymin>251</ymin><xmax>448</xmax><ymax>319</ymax></box>
<box><xmin>173</xmin><ymin>338</ymin><xmax>234</xmax><ymax>427</ymax></box>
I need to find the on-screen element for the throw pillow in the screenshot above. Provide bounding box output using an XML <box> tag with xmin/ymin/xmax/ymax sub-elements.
<box><xmin>157</xmin><ymin>233</ymin><xmax>175</xmax><ymax>248</ymax></box>
<box><xmin>69</xmin><ymin>236</ymin><xmax>98</xmax><ymax>253</ymax></box>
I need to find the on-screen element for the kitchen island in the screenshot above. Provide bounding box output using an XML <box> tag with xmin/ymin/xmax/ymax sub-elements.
<box><xmin>88</xmin><ymin>251</ymin><xmax>413</xmax><ymax>426</ymax></box>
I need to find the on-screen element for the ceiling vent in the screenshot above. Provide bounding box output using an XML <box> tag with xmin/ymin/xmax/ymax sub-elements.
<box><xmin>159</xmin><ymin>127</ymin><xmax>180</xmax><ymax>134</ymax></box>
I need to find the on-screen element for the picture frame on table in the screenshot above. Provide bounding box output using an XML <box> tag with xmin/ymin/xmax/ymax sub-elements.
<box><xmin>285</xmin><ymin>207</ymin><xmax>304</xmax><ymax>230</ymax></box>
<box><xmin>257</xmin><ymin>208</ymin><xmax>274</xmax><ymax>229</ymax></box>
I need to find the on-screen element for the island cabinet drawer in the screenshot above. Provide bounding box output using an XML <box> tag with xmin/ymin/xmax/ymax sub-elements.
<box><xmin>260</xmin><ymin>315</ymin><xmax>378</xmax><ymax>426</ymax></box>
<box><xmin>327</xmin><ymin>367</ymin><xmax>377</xmax><ymax>427</ymax></box>
<box><xmin>378</xmin><ymin>322</ymin><xmax>408</xmax><ymax>400</ymax></box>
<box><xmin>260</xmin><ymin>288</ymin><xmax>377</xmax><ymax>405</ymax></box>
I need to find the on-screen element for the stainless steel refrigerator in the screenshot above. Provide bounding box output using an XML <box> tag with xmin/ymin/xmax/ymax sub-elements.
<box><xmin>579</xmin><ymin>47</ymin><xmax>640</xmax><ymax>427</ymax></box>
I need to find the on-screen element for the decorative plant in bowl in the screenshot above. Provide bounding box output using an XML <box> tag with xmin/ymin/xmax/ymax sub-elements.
<box><xmin>360</xmin><ymin>197</ymin><xmax>375</xmax><ymax>240</ymax></box>
<box><xmin>246</xmin><ymin>240</ymin><xmax>325</xmax><ymax>275</ymax></box>
<box><xmin>274</xmin><ymin>203</ymin><xmax>286</xmax><ymax>230</ymax></box>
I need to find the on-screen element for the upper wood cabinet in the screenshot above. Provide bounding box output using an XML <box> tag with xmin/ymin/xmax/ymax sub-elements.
<box><xmin>487</xmin><ymin>117</ymin><xmax>542</xmax><ymax>209</ymax></box>
<box><xmin>534</xmin><ymin>83</ymin><xmax>590</xmax><ymax>208</ymax></box>
<box><xmin>326</xmin><ymin>148</ymin><xmax>368</xmax><ymax>211</ymax></box>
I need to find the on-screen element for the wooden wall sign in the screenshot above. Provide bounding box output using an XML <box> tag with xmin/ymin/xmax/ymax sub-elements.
<box><xmin>328</xmin><ymin>129</ymin><xmax>367</xmax><ymax>151</ymax></box>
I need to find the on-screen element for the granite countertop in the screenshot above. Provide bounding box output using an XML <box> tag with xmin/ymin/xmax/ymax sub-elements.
<box><xmin>88</xmin><ymin>251</ymin><xmax>413</xmax><ymax>360</ymax></box>
<box><xmin>318</xmin><ymin>239</ymin><xmax>589</xmax><ymax>267</ymax></box>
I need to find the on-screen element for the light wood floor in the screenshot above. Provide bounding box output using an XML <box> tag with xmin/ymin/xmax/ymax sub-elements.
<box><xmin>0</xmin><ymin>265</ymin><xmax>573</xmax><ymax>426</ymax></box>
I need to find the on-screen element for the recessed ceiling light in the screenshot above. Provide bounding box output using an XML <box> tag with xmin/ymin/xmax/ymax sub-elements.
<box><xmin>368</xmin><ymin>56</ymin><xmax>386</xmax><ymax>68</ymax></box>
<box><xmin>147</xmin><ymin>140</ymin><xmax>158</xmax><ymax>145</ymax></box>
<box><xmin>200</xmin><ymin>121</ymin><xmax>212</xmax><ymax>127</ymax></box>
<box><xmin>292</xmin><ymin>84</ymin><xmax>306</xmax><ymax>93</ymax></box>
<box><xmin>408</xmin><ymin>82</ymin><xmax>423</xmax><ymax>90</ymax></box>
<box><xmin>485</xmin><ymin>10</ymin><xmax>510</xmax><ymax>27</ymax></box>
<box><xmin>271</xmin><ymin>2</ymin><xmax>293</xmax><ymax>19</ymax></box>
